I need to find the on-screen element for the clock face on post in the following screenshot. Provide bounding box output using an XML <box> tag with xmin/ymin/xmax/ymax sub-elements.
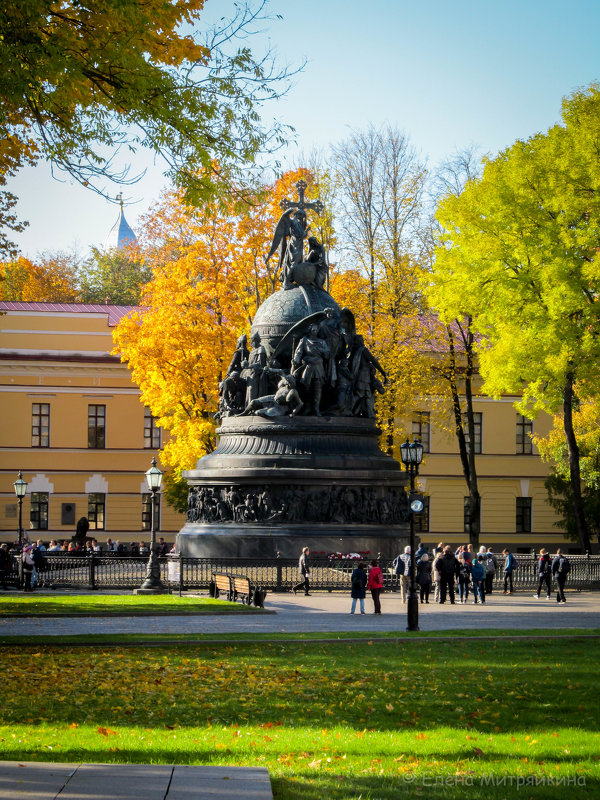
<box><xmin>410</xmin><ymin>498</ymin><xmax>424</xmax><ymax>514</ymax></box>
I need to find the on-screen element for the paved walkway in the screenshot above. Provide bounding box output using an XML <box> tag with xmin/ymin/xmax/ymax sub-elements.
<box><xmin>0</xmin><ymin>761</ymin><xmax>272</xmax><ymax>799</ymax></box>
<box><xmin>1</xmin><ymin>589</ymin><xmax>599</xmax><ymax>638</ymax></box>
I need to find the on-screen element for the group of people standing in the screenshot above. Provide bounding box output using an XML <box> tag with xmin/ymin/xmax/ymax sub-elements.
<box><xmin>290</xmin><ymin>542</ymin><xmax>573</xmax><ymax>612</ymax></box>
<box><xmin>391</xmin><ymin>542</ymin><xmax>503</xmax><ymax>605</ymax></box>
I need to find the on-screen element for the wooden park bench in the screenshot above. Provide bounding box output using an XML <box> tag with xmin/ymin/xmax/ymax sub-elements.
<box><xmin>211</xmin><ymin>572</ymin><xmax>233</xmax><ymax>601</ymax></box>
<box><xmin>210</xmin><ymin>572</ymin><xmax>266</xmax><ymax>608</ymax></box>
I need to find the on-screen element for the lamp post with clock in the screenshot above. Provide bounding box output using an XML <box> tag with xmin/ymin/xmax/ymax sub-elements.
<box><xmin>400</xmin><ymin>439</ymin><xmax>425</xmax><ymax>632</ymax></box>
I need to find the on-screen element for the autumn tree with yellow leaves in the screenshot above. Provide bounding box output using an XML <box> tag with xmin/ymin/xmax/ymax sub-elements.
<box><xmin>0</xmin><ymin>252</ymin><xmax>79</xmax><ymax>301</ymax></box>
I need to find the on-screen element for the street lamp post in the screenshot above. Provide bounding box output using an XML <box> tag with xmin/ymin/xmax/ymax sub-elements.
<box><xmin>136</xmin><ymin>458</ymin><xmax>166</xmax><ymax>594</ymax></box>
<box><xmin>400</xmin><ymin>439</ymin><xmax>424</xmax><ymax>632</ymax></box>
<box><xmin>13</xmin><ymin>471</ymin><xmax>28</xmax><ymax>549</ymax></box>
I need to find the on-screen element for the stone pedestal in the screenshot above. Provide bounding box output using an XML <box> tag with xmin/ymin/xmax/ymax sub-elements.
<box><xmin>177</xmin><ymin>415</ymin><xmax>409</xmax><ymax>558</ymax></box>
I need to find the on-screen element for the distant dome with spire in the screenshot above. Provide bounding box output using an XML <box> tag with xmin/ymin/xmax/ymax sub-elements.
<box><xmin>104</xmin><ymin>194</ymin><xmax>138</xmax><ymax>250</ymax></box>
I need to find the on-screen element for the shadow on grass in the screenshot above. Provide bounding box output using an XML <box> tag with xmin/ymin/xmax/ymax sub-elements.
<box><xmin>269</xmin><ymin>774</ymin><xmax>597</xmax><ymax>800</ymax></box>
<box><xmin>0</xmin><ymin>751</ymin><xmax>593</xmax><ymax>799</ymax></box>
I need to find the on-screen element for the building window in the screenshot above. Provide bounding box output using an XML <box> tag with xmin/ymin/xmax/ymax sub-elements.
<box><xmin>32</xmin><ymin>403</ymin><xmax>50</xmax><ymax>447</ymax></box>
<box><xmin>414</xmin><ymin>496</ymin><xmax>430</xmax><ymax>533</ymax></box>
<box><xmin>464</xmin><ymin>496</ymin><xmax>481</xmax><ymax>534</ymax></box>
<box><xmin>412</xmin><ymin>411</ymin><xmax>431</xmax><ymax>453</ymax></box>
<box><xmin>516</xmin><ymin>414</ymin><xmax>533</xmax><ymax>454</ymax></box>
<box><xmin>463</xmin><ymin>412</ymin><xmax>482</xmax><ymax>454</ymax></box>
<box><xmin>30</xmin><ymin>492</ymin><xmax>49</xmax><ymax>530</ymax></box>
<box><xmin>142</xmin><ymin>494</ymin><xmax>161</xmax><ymax>531</ymax></box>
<box><xmin>88</xmin><ymin>405</ymin><xmax>106</xmax><ymax>448</ymax></box>
<box><xmin>144</xmin><ymin>407</ymin><xmax>161</xmax><ymax>449</ymax></box>
<box><xmin>516</xmin><ymin>497</ymin><xmax>532</xmax><ymax>533</ymax></box>
<box><xmin>88</xmin><ymin>493</ymin><xmax>105</xmax><ymax>530</ymax></box>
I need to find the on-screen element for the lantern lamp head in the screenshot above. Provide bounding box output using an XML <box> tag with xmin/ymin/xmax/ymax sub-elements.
<box><xmin>145</xmin><ymin>458</ymin><xmax>163</xmax><ymax>492</ymax></box>
<box><xmin>13</xmin><ymin>471</ymin><xmax>28</xmax><ymax>499</ymax></box>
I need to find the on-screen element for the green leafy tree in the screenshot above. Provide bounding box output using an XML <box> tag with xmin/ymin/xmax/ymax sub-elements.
<box><xmin>78</xmin><ymin>247</ymin><xmax>151</xmax><ymax>305</ymax></box>
<box><xmin>412</xmin><ymin>147</ymin><xmax>485</xmax><ymax>548</ymax></box>
<box><xmin>162</xmin><ymin>469</ymin><xmax>189</xmax><ymax>516</ymax></box>
<box><xmin>0</xmin><ymin>0</ymin><xmax>294</xmax><ymax>254</ymax></box>
<box><xmin>545</xmin><ymin>472</ymin><xmax>600</xmax><ymax>547</ymax></box>
<box><xmin>429</xmin><ymin>84</ymin><xmax>600</xmax><ymax>553</ymax></box>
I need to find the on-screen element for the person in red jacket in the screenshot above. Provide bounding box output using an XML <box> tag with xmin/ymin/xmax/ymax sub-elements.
<box><xmin>367</xmin><ymin>559</ymin><xmax>384</xmax><ymax>614</ymax></box>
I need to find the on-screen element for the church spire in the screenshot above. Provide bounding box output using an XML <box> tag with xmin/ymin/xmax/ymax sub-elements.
<box><xmin>104</xmin><ymin>193</ymin><xmax>138</xmax><ymax>250</ymax></box>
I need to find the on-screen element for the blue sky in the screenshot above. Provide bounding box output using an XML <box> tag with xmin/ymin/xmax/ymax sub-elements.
<box><xmin>8</xmin><ymin>0</ymin><xmax>600</xmax><ymax>258</ymax></box>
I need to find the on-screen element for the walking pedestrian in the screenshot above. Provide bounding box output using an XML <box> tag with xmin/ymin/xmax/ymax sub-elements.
<box><xmin>293</xmin><ymin>546</ymin><xmax>311</xmax><ymax>595</ymax></box>
<box><xmin>350</xmin><ymin>562</ymin><xmax>367</xmax><ymax>614</ymax></box>
<box><xmin>502</xmin><ymin>548</ymin><xmax>516</xmax><ymax>594</ymax></box>
<box><xmin>367</xmin><ymin>559</ymin><xmax>384</xmax><ymax>614</ymax></box>
<box><xmin>552</xmin><ymin>548</ymin><xmax>570</xmax><ymax>604</ymax></box>
<box><xmin>534</xmin><ymin>548</ymin><xmax>552</xmax><ymax>599</ymax></box>
<box><xmin>416</xmin><ymin>553</ymin><xmax>432</xmax><ymax>603</ymax></box>
<box><xmin>437</xmin><ymin>546</ymin><xmax>459</xmax><ymax>604</ymax></box>
<box><xmin>471</xmin><ymin>555</ymin><xmax>486</xmax><ymax>604</ymax></box>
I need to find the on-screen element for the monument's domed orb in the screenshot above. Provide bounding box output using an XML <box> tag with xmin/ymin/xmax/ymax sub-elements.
<box><xmin>251</xmin><ymin>286</ymin><xmax>341</xmax><ymax>358</ymax></box>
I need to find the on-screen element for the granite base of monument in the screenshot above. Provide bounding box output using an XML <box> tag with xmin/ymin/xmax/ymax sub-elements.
<box><xmin>177</xmin><ymin>415</ymin><xmax>409</xmax><ymax>559</ymax></box>
<box><xmin>177</xmin><ymin>523</ymin><xmax>407</xmax><ymax>559</ymax></box>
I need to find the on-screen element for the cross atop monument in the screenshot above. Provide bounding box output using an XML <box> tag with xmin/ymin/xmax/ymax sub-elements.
<box><xmin>280</xmin><ymin>179</ymin><xmax>324</xmax><ymax>216</ymax></box>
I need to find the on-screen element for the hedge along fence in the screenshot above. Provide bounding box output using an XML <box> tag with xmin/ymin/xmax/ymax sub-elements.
<box><xmin>7</xmin><ymin>552</ymin><xmax>600</xmax><ymax>592</ymax></box>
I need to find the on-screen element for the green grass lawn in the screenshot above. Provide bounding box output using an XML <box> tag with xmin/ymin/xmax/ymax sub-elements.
<box><xmin>0</xmin><ymin>593</ymin><xmax>265</xmax><ymax>616</ymax></box>
<box><xmin>0</xmin><ymin>637</ymin><xmax>597</xmax><ymax>799</ymax></box>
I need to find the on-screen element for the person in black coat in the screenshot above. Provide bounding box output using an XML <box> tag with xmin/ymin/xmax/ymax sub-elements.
<box><xmin>534</xmin><ymin>549</ymin><xmax>552</xmax><ymax>599</ymax></box>
<box><xmin>551</xmin><ymin>549</ymin><xmax>570</xmax><ymax>604</ymax></box>
<box><xmin>0</xmin><ymin>543</ymin><xmax>10</xmax><ymax>589</ymax></box>
<box><xmin>457</xmin><ymin>552</ymin><xmax>471</xmax><ymax>604</ymax></box>
<box><xmin>416</xmin><ymin>553</ymin><xmax>432</xmax><ymax>604</ymax></box>
<box><xmin>437</xmin><ymin>546</ymin><xmax>459</xmax><ymax>604</ymax></box>
<box><xmin>350</xmin><ymin>562</ymin><xmax>367</xmax><ymax>614</ymax></box>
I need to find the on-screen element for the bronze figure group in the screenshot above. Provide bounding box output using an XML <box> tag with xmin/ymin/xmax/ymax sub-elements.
<box><xmin>216</xmin><ymin>180</ymin><xmax>387</xmax><ymax>420</ymax></box>
<box><xmin>217</xmin><ymin>309</ymin><xmax>386</xmax><ymax>420</ymax></box>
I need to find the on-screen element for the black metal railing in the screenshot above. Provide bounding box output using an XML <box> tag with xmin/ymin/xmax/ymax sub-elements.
<box><xmin>3</xmin><ymin>552</ymin><xmax>599</xmax><ymax>592</ymax></box>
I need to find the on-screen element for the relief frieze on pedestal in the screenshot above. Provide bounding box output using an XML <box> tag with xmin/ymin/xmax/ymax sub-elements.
<box><xmin>186</xmin><ymin>484</ymin><xmax>409</xmax><ymax>526</ymax></box>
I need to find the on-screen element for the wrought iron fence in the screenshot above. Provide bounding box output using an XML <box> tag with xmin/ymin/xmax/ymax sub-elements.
<box><xmin>3</xmin><ymin>552</ymin><xmax>600</xmax><ymax>592</ymax></box>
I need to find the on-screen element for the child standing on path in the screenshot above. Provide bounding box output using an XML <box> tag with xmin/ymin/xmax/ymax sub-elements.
<box><xmin>471</xmin><ymin>555</ymin><xmax>486</xmax><ymax>604</ymax></box>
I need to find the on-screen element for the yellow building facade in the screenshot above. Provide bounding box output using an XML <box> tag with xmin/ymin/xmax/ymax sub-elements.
<box><xmin>398</xmin><ymin>395</ymin><xmax>573</xmax><ymax>553</ymax></box>
<box><xmin>0</xmin><ymin>301</ymin><xmax>572</xmax><ymax>551</ymax></box>
<box><xmin>0</xmin><ymin>301</ymin><xmax>185</xmax><ymax>546</ymax></box>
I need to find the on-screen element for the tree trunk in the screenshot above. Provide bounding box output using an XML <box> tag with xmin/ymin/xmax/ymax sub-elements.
<box><xmin>563</xmin><ymin>374</ymin><xmax>591</xmax><ymax>553</ymax></box>
<box><xmin>446</xmin><ymin>323</ymin><xmax>480</xmax><ymax>550</ymax></box>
